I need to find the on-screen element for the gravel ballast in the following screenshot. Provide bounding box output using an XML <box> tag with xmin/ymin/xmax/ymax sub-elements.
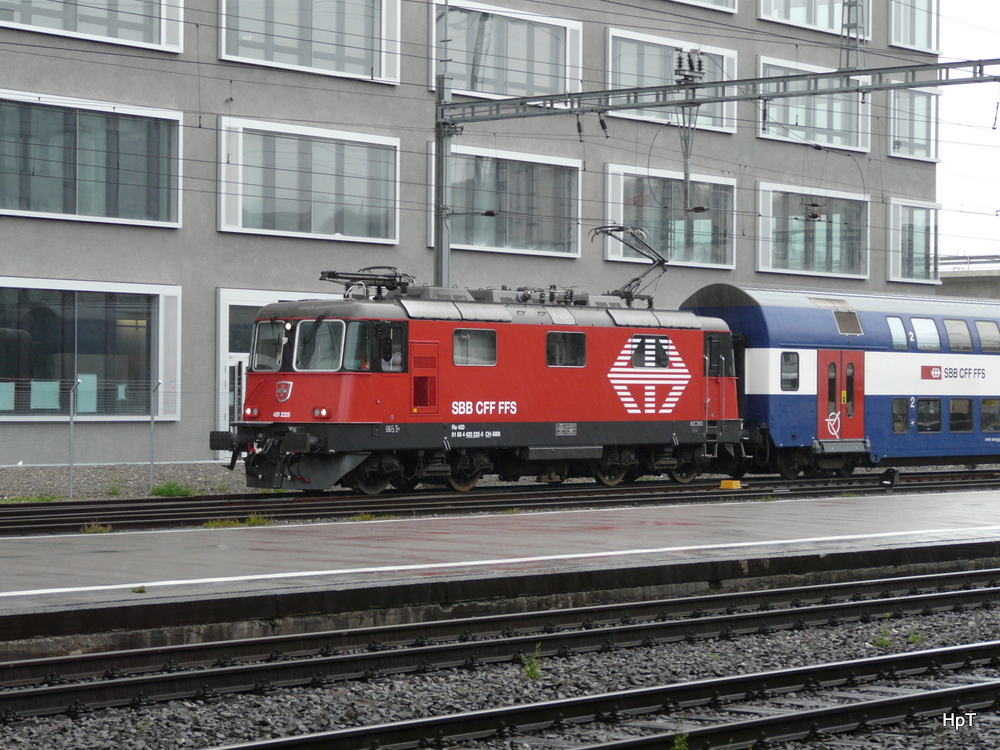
<box><xmin>2</xmin><ymin>609</ymin><xmax>998</xmax><ymax>749</ymax></box>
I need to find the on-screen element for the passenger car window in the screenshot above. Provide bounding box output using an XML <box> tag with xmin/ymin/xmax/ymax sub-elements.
<box><xmin>887</xmin><ymin>317</ymin><xmax>908</xmax><ymax>350</ymax></box>
<box><xmin>976</xmin><ymin>321</ymin><xmax>1000</xmax><ymax>353</ymax></box>
<box><xmin>917</xmin><ymin>398</ymin><xmax>941</xmax><ymax>432</ymax></box>
<box><xmin>943</xmin><ymin>319</ymin><xmax>972</xmax><ymax>351</ymax></box>
<box><xmin>546</xmin><ymin>331</ymin><xmax>586</xmax><ymax>367</ymax></box>
<box><xmin>911</xmin><ymin>318</ymin><xmax>940</xmax><ymax>351</ymax></box>
<box><xmin>982</xmin><ymin>399</ymin><xmax>1000</xmax><ymax>432</ymax></box>
<box><xmin>780</xmin><ymin>352</ymin><xmax>799</xmax><ymax>391</ymax></box>
<box><xmin>454</xmin><ymin>329</ymin><xmax>497</xmax><ymax>366</ymax></box>
<box><xmin>892</xmin><ymin>397</ymin><xmax>908</xmax><ymax>434</ymax></box>
<box><xmin>950</xmin><ymin>398</ymin><xmax>973</xmax><ymax>433</ymax></box>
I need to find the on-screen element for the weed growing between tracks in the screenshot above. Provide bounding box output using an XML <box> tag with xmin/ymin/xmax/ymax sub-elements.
<box><xmin>203</xmin><ymin>514</ymin><xmax>274</xmax><ymax>529</ymax></box>
<box><xmin>80</xmin><ymin>523</ymin><xmax>112</xmax><ymax>533</ymax></box>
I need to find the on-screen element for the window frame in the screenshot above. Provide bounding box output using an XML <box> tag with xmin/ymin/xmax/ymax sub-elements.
<box><xmin>892</xmin><ymin>396</ymin><xmax>909</xmax><ymax>434</ymax></box>
<box><xmin>453</xmin><ymin>328</ymin><xmax>497</xmax><ymax>366</ymax></box>
<box><xmin>891</xmin><ymin>0</ymin><xmax>939</xmax><ymax>53</ymax></box>
<box><xmin>890</xmin><ymin>88</ymin><xmax>940</xmax><ymax>162</ymax></box>
<box><xmin>293</xmin><ymin>319</ymin><xmax>346</xmax><ymax>372</ymax></box>
<box><xmin>976</xmin><ymin>321</ymin><xmax>1000</xmax><ymax>353</ymax></box>
<box><xmin>0</xmin><ymin>276</ymin><xmax>181</xmax><ymax>422</ymax></box>
<box><xmin>916</xmin><ymin>397</ymin><xmax>941</xmax><ymax>433</ymax></box>
<box><xmin>606</xmin><ymin>29</ymin><xmax>737</xmax><ymax>133</ymax></box>
<box><xmin>605</xmin><ymin>165</ymin><xmax>736</xmax><ymax>269</ymax></box>
<box><xmin>982</xmin><ymin>398</ymin><xmax>1000</xmax><ymax>433</ymax></box>
<box><xmin>759</xmin><ymin>0</ymin><xmax>871</xmax><ymax>38</ymax></box>
<box><xmin>887</xmin><ymin>316</ymin><xmax>909</xmax><ymax>350</ymax></box>
<box><xmin>430</xmin><ymin>0</ymin><xmax>581</xmax><ymax>100</ymax></box>
<box><xmin>759</xmin><ymin>57</ymin><xmax>871</xmax><ymax>153</ymax></box>
<box><xmin>220</xmin><ymin>0</ymin><xmax>401</xmax><ymax>83</ymax></box>
<box><xmin>943</xmin><ymin>319</ymin><xmax>972</xmax><ymax>352</ymax></box>
<box><xmin>546</xmin><ymin>331</ymin><xmax>586</xmax><ymax>368</ymax></box>
<box><xmin>758</xmin><ymin>181</ymin><xmax>870</xmax><ymax>279</ymax></box>
<box><xmin>910</xmin><ymin>317</ymin><xmax>941</xmax><ymax>351</ymax></box>
<box><xmin>670</xmin><ymin>0</ymin><xmax>736</xmax><ymax>11</ymax></box>
<box><xmin>888</xmin><ymin>199</ymin><xmax>939</xmax><ymax>284</ymax></box>
<box><xmin>780</xmin><ymin>351</ymin><xmax>799</xmax><ymax>391</ymax></box>
<box><xmin>436</xmin><ymin>144</ymin><xmax>582</xmax><ymax>259</ymax></box>
<box><xmin>949</xmin><ymin>397</ymin><xmax>973</xmax><ymax>434</ymax></box>
<box><xmin>0</xmin><ymin>89</ymin><xmax>182</xmax><ymax>227</ymax></box>
<box><xmin>219</xmin><ymin>116</ymin><xmax>400</xmax><ymax>244</ymax></box>
<box><xmin>0</xmin><ymin>0</ymin><xmax>182</xmax><ymax>51</ymax></box>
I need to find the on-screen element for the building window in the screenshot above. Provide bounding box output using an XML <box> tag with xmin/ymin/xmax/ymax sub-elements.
<box><xmin>759</xmin><ymin>184</ymin><xmax>868</xmax><ymax>278</ymax></box>
<box><xmin>760</xmin><ymin>58</ymin><xmax>869</xmax><ymax>151</ymax></box>
<box><xmin>0</xmin><ymin>279</ymin><xmax>180</xmax><ymax>419</ymax></box>
<box><xmin>891</xmin><ymin>89</ymin><xmax>938</xmax><ymax>161</ymax></box>
<box><xmin>0</xmin><ymin>93</ymin><xmax>179</xmax><ymax>225</ymax></box>
<box><xmin>454</xmin><ymin>329</ymin><xmax>496</xmax><ymax>366</ymax></box>
<box><xmin>670</xmin><ymin>0</ymin><xmax>735</xmax><ymax>9</ymax></box>
<box><xmin>892</xmin><ymin>0</ymin><xmax>938</xmax><ymax>52</ymax></box>
<box><xmin>448</xmin><ymin>147</ymin><xmax>579</xmax><ymax>257</ymax></box>
<box><xmin>608</xmin><ymin>31</ymin><xmax>736</xmax><ymax>131</ymax></box>
<box><xmin>219</xmin><ymin>118</ymin><xmax>398</xmax><ymax>243</ymax></box>
<box><xmin>888</xmin><ymin>201</ymin><xmax>938</xmax><ymax>283</ymax></box>
<box><xmin>223</xmin><ymin>0</ymin><xmax>400</xmax><ymax>82</ymax></box>
<box><xmin>760</xmin><ymin>0</ymin><xmax>868</xmax><ymax>36</ymax></box>
<box><xmin>434</xmin><ymin>0</ymin><xmax>581</xmax><ymax>99</ymax></box>
<box><xmin>0</xmin><ymin>0</ymin><xmax>181</xmax><ymax>50</ymax></box>
<box><xmin>607</xmin><ymin>166</ymin><xmax>734</xmax><ymax>267</ymax></box>
<box><xmin>546</xmin><ymin>332</ymin><xmax>586</xmax><ymax>367</ymax></box>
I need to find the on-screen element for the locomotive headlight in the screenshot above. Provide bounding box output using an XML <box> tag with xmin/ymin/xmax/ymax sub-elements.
<box><xmin>313</xmin><ymin>407</ymin><xmax>330</xmax><ymax>419</ymax></box>
<box><xmin>245</xmin><ymin>406</ymin><xmax>260</xmax><ymax>418</ymax></box>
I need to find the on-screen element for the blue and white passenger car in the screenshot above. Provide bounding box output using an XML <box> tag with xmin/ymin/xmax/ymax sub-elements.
<box><xmin>683</xmin><ymin>283</ymin><xmax>1000</xmax><ymax>478</ymax></box>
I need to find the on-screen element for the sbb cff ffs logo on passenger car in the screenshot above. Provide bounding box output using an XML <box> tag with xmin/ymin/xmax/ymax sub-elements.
<box><xmin>608</xmin><ymin>335</ymin><xmax>691</xmax><ymax>414</ymax></box>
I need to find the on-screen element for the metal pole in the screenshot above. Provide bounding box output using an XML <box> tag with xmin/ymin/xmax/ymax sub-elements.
<box><xmin>150</xmin><ymin>379</ymin><xmax>162</xmax><ymax>493</ymax></box>
<box><xmin>68</xmin><ymin>379</ymin><xmax>80</xmax><ymax>499</ymax></box>
<box><xmin>434</xmin><ymin>73</ymin><xmax>453</xmax><ymax>288</ymax></box>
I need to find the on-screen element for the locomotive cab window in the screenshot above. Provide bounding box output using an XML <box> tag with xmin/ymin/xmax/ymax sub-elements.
<box><xmin>944</xmin><ymin>320</ymin><xmax>972</xmax><ymax>352</ymax></box>
<box><xmin>780</xmin><ymin>352</ymin><xmax>799</xmax><ymax>391</ymax></box>
<box><xmin>454</xmin><ymin>329</ymin><xmax>497</xmax><ymax>366</ymax></box>
<box><xmin>343</xmin><ymin>321</ymin><xmax>372</xmax><ymax>371</ymax></box>
<box><xmin>632</xmin><ymin>336</ymin><xmax>671</xmax><ymax>368</ymax></box>
<box><xmin>887</xmin><ymin>317</ymin><xmax>908</xmax><ymax>350</ymax></box>
<box><xmin>295</xmin><ymin>319</ymin><xmax>344</xmax><ymax>371</ymax></box>
<box><xmin>911</xmin><ymin>318</ymin><xmax>941</xmax><ymax>351</ymax></box>
<box><xmin>546</xmin><ymin>331</ymin><xmax>586</xmax><ymax>367</ymax></box>
<box><xmin>253</xmin><ymin>319</ymin><xmax>291</xmax><ymax>371</ymax></box>
<box><xmin>916</xmin><ymin>398</ymin><xmax>941</xmax><ymax>433</ymax></box>
<box><xmin>377</xmin><ymin>322</ymin><xmax>407</xmax><ymax>372</ymax></box>
<box><xmin>976</xmin><ymin>321</ymin><xmax>1000</xmax><ymax>353</ymax></box>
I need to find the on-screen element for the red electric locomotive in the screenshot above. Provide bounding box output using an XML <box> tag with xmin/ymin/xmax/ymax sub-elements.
<box><xmin>211</xmin><ymin>266</ymin><xmax>742</xmax><ymax>494</ymax></box>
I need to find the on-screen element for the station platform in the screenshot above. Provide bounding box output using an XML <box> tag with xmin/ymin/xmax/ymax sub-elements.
<box><xmin>4</xmin><ymin>490</ymin><xmax>1000</xmax><ymax>645</ymax></box>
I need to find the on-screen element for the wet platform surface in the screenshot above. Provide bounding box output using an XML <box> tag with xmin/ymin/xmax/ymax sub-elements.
<box><xmin>4</xmin><ymin>490</ymin><xmax>1000</xmax><ymax>623</ymax></box>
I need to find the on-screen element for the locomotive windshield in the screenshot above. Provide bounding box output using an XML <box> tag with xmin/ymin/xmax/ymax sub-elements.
<box><xmin>295</xmin><ymin>319</ymin><xmax>345</xmax><ymax>370</ymax></box>
<box><xmin>251</xmin><ymin>319</ymin><xmax>288</xmax><ymax>371</ymax></box>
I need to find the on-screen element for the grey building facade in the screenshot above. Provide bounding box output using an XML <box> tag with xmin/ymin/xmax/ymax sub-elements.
<box><xmin>0</xmin><ymin>0</ymin><xmax>941</xmax><ymax>466</ymax></box>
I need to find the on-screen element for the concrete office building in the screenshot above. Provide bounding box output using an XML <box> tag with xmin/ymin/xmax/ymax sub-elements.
<box><xmin>0</xmin><ymin>0</ymin><xmax>941</xmax><ymax>466</ymax></box>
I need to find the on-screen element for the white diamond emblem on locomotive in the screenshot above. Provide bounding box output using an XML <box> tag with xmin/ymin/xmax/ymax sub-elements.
<box><xmin>607</xmin><ymin>336</ymin><xmax>691</xmax><ymax>414</ymax></box>
<box><xmin>276</xmin><ymin>381</ymin><xmax>293</xmax><ymax>403</ymax></box>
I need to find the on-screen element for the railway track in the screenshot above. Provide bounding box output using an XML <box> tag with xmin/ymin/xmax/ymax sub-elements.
<box><xmin>202</xmin><ymin>642</ymin><xmax>1000</xmax><ymax>750</ymax></box>
<box><xmin>3</xmin><ymin>568</ymin><xmax>999</xmax><ymax>722</ymax></box>
<box><xmin>3</xmin><ymin>469</ymin><xmax>1000</xmax><ymax>537</ymax></box>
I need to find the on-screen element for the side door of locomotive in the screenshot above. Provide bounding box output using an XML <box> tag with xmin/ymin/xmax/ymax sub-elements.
<box><xmin>816</xmin><ymin>350</ymin><xmax>865</xmax><ymax>441</ymax></box>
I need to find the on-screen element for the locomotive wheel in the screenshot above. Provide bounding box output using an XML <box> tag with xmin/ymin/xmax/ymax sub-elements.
<box><xmin>446</xmin><ymin>469</ymin><xmax>482</xmax><ymax>492</ymax></box>
<box><xmin>351</xmin><ymin>474</ymin><xmax>391</xmax><ymax>495</ymax></box>
<box><xmin>668</xmin><ymin>465</ymin><xmax>700</xmax><ymax>484</ymax></box>
<box><xmin>593</xmin><ymin>463</ymin><xmax>628</xmax><ymax>487</ymax></box>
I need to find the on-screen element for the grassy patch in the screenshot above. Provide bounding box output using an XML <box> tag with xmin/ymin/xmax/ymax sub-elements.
<box><xmin>1</xmin><ymin>495</ymin><xmax>59</xmax><ymax>503</ymax></box>
<box><xmin>151</xmin><ymin>481</ymin><xmax>192</xmax><ymax>497</ymax></box>
<box><xmin>243</xmin><ymin>513</ymin><xmax>272</xmax><ymax>527</ymax></box>
<box><xmin>81</xmin><ymin>523</ymin><xmax>112</xmax><ymax>533</ymax></box>
<box><xmin>520</xmin><ymin>643</ymin><xmax>542</xmax><ymax>679</ymax></box>
<box><xmin>204</xmin><ymin>518</ymin><xmax>242</xmax><ymax>529</ymax></box>
<box><xmin>131</xmin><ymin>585</ymin><xmax>147</xmax><ymax>594</ymax></box>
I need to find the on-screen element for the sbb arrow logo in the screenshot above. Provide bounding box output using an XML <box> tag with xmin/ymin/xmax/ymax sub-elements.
<box><xmin>921</xmin><ymin>366</ymin><xmax>942</xmax><ymax>380</ymax></box>
<box><xmin>608</xmin><ymin>335</ymin><xmax>691</xmax><ymax>414</ymax></box>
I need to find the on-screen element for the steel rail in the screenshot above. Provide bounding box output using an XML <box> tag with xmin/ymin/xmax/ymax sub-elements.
<box><xmin>4</xmin><ymin>470</ymin><xmax>1000</xmax><ymax>537</ymax></box>
<box><xmin>168</xmin><ymin>642</ymin><xmax>1000</xmax><ymax>750</ymax></box>
<box><xmin>3</xmin><ymin>577</ymin><xmax>998</xmax><ymax>720</ymax></box>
